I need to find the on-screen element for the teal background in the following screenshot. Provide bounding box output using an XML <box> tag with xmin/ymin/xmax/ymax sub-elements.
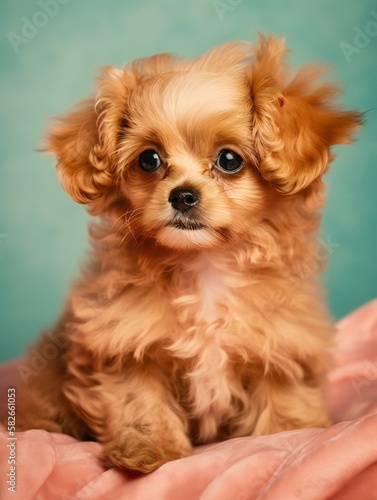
<box><xmin>0</xmin><ymin>0</ymin><xmax>376</xmax><ymax>362</ymax></box>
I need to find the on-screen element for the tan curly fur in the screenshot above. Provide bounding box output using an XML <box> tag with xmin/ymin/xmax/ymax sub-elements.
<box><xmin>15</xmin><ymin>35</ymin><xmax>362</xmax><ymax>473</ymax></box>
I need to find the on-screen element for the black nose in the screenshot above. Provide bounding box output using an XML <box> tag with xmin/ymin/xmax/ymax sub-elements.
<box><xmin>168</xmin><ymin>187</ymin><xmax>200</xmax><ymax>213</ymax></box>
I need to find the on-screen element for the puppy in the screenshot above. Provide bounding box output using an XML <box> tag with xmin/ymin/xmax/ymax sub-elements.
<box><xmin>16</xmin><ymin>35</ymin><xmax>362</xmax><ymax>473</ymax></box>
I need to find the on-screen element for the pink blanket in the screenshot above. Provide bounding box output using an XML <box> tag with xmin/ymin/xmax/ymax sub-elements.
<box><xmin>1</xmin><ymin>300</ymin><xmax>377</xmax><ymax>499</ymax></box>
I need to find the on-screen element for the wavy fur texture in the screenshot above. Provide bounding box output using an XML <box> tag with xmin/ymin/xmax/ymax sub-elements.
<box><xmin>15</xmin><ymin>35</ymin><xmax>362</xmax><ymax>473</ymax></box>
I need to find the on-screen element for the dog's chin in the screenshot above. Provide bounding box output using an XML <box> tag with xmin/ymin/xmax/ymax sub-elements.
<box><xmin>156</xmin><ymin>226</ymin><xmax>219</xmax><ymax>250</ymax></box>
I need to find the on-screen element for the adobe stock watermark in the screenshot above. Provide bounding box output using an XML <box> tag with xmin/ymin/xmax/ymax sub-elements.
<box><xmin>250</xmin><ymin>235</ymin><xmax>340</xmax><ymax>326</ymax></box>
<box><xmin>17</xmin><ymin>328</ymin><xmax>69</xmax><ymax>385</ymax></box>
<box><xmin>316</xmin><ymin>235</ymin><xmax>340</xmax><ymax>261</ymax></box>
<box><xmin>6</xmin><ymin>388</ymin><xmax>17</xmax><ymax>494</ymax></box>
<box><xmin>16</xmin><ymin>293</ymin><xmax>105</xmax><ymax>385</ymax></box>
<box><xmin>7</xmin><ymin>0</ymin><xmax>71</xmax><ymax>55</ymax></box>
<box><xmin>340</xmin><ymin>10</ymin><xmax>377</xmax><ymax>63</ymax></box>
<box><xmin>213</xmin><ymin>0</ymin><xmax>244</xmax><ymax>21</ymax></box>
<box><xmin>0</xmin><ymin>234</ymin><xmax>9</xmax><ymax>246</ymax></box>
<box><xmin>246</xmin><ymin>438</ymin><xmax>298</xmax><ymax>494</ymax></box>
<box><xmin>350</xmin><ymin>358</ymin><xmax>377</xmax><ymax>396</ymax></box>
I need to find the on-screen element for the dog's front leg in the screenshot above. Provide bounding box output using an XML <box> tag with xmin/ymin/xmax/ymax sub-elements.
<box><xmin>250</xmin><ymin>374</ymin><xmax>331</xmax><ymax>436</ymax></box>
<box><xmin>64</xmin><ymin>362</ymin><xmax>192</xmax><ymax>473</ymax></box>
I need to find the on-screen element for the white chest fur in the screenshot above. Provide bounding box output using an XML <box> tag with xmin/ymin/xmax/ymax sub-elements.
<box><xmin>169</xmin><ymin>254</ymin><xmax>249</xmax><ymax>441</ymax></box>
<box><xmin>196</xmin><ymin>255</ymin><xmax>226</xmax><ymax>322</ymax></box>
<box><xmin>186</xmin><ymin>256</ymin><xmax>236</xmax><ymax>440</ymax></box>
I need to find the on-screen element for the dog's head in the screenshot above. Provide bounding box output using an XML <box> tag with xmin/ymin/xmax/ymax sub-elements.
<box><xmin>45</xmin><ymin>36</ymin><xmax>362</xmax><ymax>250</ymax></box>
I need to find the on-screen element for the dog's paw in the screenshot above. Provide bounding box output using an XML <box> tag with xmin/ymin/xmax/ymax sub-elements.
<box><xmin>101</xmin><ymin>429</ymin><xmax>191</xmax><ymax>473</ymax></box>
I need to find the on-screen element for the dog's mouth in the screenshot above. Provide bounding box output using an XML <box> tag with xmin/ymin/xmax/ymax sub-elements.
<box><xmin>157</xmin><ymin>213</ymin><xmax>220</xmax><ymax>249</ymax></box>
<box><xmin>168</xmin><ymin>215</ymin><xmax>206</xmax><ymax>231</ymax></box>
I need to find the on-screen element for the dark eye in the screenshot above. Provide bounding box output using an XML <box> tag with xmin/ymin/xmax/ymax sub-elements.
<box><xmin>215</xmin><ymin>149</ymin><xmax>244</xmax><ymax>174</ymax></box>
<box><xmin>139</xmin><ymin>149</ymin><xmax>162</xmax><ymax>172</ymax></box>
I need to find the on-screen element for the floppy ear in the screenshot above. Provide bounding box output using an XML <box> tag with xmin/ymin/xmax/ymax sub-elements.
<box><xmin>248</xmin><ymin>35</ymin><xmax>363</xmax><ymax>194</ymax></box>
<box><xmin>44</xmin><ymin>67</ymin><xmax>134</xmax><ymax>205</ymax></box>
